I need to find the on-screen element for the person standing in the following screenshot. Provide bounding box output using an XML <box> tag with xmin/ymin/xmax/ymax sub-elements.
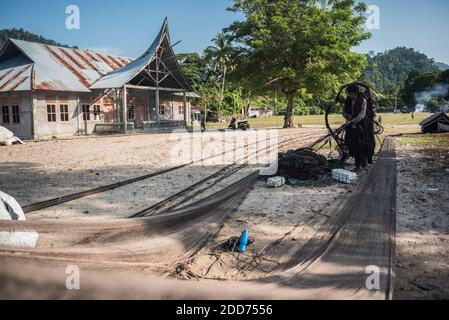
<box><xmin>200</xmin><ymin>111</ymin><xmax>206</xmax><ymax>132</ymax></box>
<box><xmin>343</xmin><ymin>85</ymin><xmax>374</xmax><ymax>172</ymax></box>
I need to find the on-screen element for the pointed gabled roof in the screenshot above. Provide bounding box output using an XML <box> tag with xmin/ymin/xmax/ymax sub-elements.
<box><xmin>91</xmin><ymin>18</ymin><xmax>193</xmax><ymax>91</ymax></box>
<box><xmin>420</xmin><ymin>112</ymin><xmax>449</xmax><ymax>127</ymax></box>
<box><xmin>0</xmin><ymin>38</ymin><xmax>133</xmax><ymax>92</ymax></box>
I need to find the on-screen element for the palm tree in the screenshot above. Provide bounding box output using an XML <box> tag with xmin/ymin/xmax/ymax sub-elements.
<box><xmin>204</xmin><ymin>32</ymin><xmax>233</xmax><ymax>118</ymax></box>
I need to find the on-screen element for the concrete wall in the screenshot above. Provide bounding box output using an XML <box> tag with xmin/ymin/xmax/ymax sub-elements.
<box><xmin>2</xmin><ymin>89</ymin><xmax>193</xmax><ymax>140</ymax></box>
<box><xmin>171</xmin><ymin>97</ymin><xmax>189</xmax><ymax>122</ymax></box>
<box><xmin>32</xmin><ymin>93</ymin><xmax>80</xmax><ymax>139</ymax></box>
<box><xmin>0</xmin><ymin>93</ymin><xmax>33</xmax><ymax>139</ymax></box>
<box><xmin>147</xmin><ymin>92</ymin><xmax>191</xmax><ymax>124</ymax></box>
<box><xmin>33</xmin><ymin>92</ymin><xmax>120</xmax><ymax>139</ymax></box>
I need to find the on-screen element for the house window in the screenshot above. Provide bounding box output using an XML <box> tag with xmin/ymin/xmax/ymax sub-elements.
<box><xmin>2</xmin><ymin>106</ymin><xmax>10</xmax><ymax>123</ymax></box>
<box><xmin>178</xmin><ymin>105</ymin><xmax>184</xmax><ymax>115</ymax></box>
<box><xmin>128</xmin><ymin>106</ymin><xmax>135</xmax><ymax>120</ymax></box>
<box><xmin>60</xmin><ymin>105</ymin><xmax>69</xmax><ymax>122</ymax></box>
<box><xmin>12</xmin><ymin>105</ymin><xmax>20</xmax><ymax>123</ymax></box>
<box><xmin>82</xmin><ymin>105</ymin><xmax>90</xmax><ymax>121</ymax></box>
<box><xmin>93</xmin><ymin>105</ymin><xmax>101</xmax><ymax>120</ymax></box>
<box><xmin>159</xmin><ymin>105</ymin><xmax>165</xmax><ymax>115</ymax></box>
<box><xmin>47</xmin><ymin>105</ymin><xmax>56</xmax><ymax>122</ymax></box>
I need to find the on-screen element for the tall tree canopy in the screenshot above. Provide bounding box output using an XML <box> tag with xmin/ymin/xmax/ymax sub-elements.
<box><xmin>177</xmin><ymin>53</ymin><xmax>208</xmax><ymax>87</ymax></box>
<box><xmin>204</xmin><ymin>33</ymin><xmax>235</xmax><ymax>116</ymax></box>
<box><xmin>225</xmin><ymin>0</ymin><xmax>370</xmax><ymax>127</ymax></box>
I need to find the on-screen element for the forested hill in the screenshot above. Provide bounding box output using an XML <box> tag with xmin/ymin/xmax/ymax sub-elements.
<box><xmin>435</xmin><ymin>62</ymin><xmax>449</xmax><ymax>71</ymax></box>
<box><xmin>0</xmin><ymin>28</ymin><xmax>67</xmax><ymax>50</ymax></box>
<box><xmin>360</xmin><ymin>47</ymin><xmax>442</xmax><ymax>92</ymax></box>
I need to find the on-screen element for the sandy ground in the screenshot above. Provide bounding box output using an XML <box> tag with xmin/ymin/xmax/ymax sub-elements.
<box><xmin>1</xmin><ymin>128</ymin><xmax>325</xmax><ymax>220</ymax></box>
<box><xmin>173</xmin><ymin>175</ymin><xmax>352</xmax><ymax>281</ymax></box>
<box><xmin>1</xmin><ymin>125</ymin><xmax>448</xmax><ymax>300</ymax></box>
<box><xmin>0</xmin><ymin>128</ymin><xmax>323</xmax><ymax>210</ymax></box>
<box><xmin>394</xmin><ymin>134</ymin><xmax>449</xmax><ymax>299</ymax></box>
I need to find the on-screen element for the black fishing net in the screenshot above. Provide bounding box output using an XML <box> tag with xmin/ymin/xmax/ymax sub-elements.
<box><xmin>277</xmin><ymin>148</ymin><xmax>329</xmax><ymax>180</ymax></box>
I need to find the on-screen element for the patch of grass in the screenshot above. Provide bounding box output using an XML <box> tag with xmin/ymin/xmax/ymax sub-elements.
<box><xmin>207</xmin><ymin>113</ymin><xmax>431</xmax><ymax>129</ymax></box>
<box><xmin>398</xmin><ymin>133</ymin><xmax>449</xmax><ymax>150</ymax></box>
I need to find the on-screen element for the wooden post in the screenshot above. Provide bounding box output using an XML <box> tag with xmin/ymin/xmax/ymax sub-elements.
<box><xmin>115</xmin><ymin>90</ymin><xmax>119</xmax><ymax>123</ymax></box>
<box><xmin>155</xmin><ymin>87</ymin><xmax>160</xmax><ymax>124</ymax></box>
<box><xmin>155</xmin><ymin>56</ymin><xmax>160</xmax><ymax>125</ymax></box>
<box><xmin>183</xmin><ymin>91</ymin><xmax>187</xmax><ymax>123</ymax></box>
<box><xmin>123</xmin><ymin>85</ymin><xmax>128</xmax><ymax>134</ymax></box>
<box><xmin>172</xmin><ymin>96</ymin><xmax>175</xmax><ymax>121</ymax></box>
<box><xmin>76</xmin><ymin>97</ymin><xmax>80</xmax><ymax>136</ymax></box>
<box><xmin>146</xmin><ymin>92</ymin><xmax>151</xmax><ymax>123</ymax></box>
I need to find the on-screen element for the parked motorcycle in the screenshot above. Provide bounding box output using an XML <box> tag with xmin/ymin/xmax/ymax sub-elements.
<box><xmin>228</xmin><ymin>118</ymin><xmax>250</xmax><ymax>131</ymax></box>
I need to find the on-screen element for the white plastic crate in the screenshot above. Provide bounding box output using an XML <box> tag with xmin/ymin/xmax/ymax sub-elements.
<box><xmin>267</xmin><ymin>176</ymin><xmax>286</xmax><ymax>188</ymax></box>
<box><xmin>331</xmin><ymin>169</ymin><xmax>358</xmax><ymax>184</ymax></box>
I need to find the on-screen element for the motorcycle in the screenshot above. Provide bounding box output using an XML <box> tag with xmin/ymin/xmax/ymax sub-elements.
<box><xmin>228</xmin><ymin>118</ymin><xmax>250</xmax><ymax>131</ymax></box>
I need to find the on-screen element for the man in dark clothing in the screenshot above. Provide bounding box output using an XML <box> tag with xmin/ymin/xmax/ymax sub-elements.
<box><xmin>229</xmin><ymin>117</ymin><xmax>237</xmax><ymax>130</ymax></box>
<box><xmin>343</xmin><ymin>85</ymin><xmax>375</xmax><ymax>172</ymax></box>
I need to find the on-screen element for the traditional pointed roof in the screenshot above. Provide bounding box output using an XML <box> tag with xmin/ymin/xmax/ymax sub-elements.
<box><xmin>91</xmin><ymin>18</ymin><xmax>193</xmax><ymax>91</ymax></box>
<box><xmin>0</xmin><ymin>18</ymin><xmax>192</xmax><ymax>93</ymax></box>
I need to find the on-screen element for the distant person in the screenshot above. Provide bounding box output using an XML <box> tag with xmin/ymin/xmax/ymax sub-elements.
<box><xmin>228</xmin><ymin>117</ymin><xmax>237</xmax><ymax>130</ymax></box>
<box><xmin>378</xmin><ymin>115</ymin><xmax>382</xmax><ymax>124</ymax></box>
<box><xmin>411</xmin><ymin>112</ymin><xmax>415</xmax><ymax>120</ymax></box>
<box><xmin>343</xmin><ymin>84</ymin><xmax>375</xmax><ymax>172</ymax></box>
<box><xmin>200</xmin><ymin>111</ymin><xmax>206</xmax><ymax>132</ymax></box>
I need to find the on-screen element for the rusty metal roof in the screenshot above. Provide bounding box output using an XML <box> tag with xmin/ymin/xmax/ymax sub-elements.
<box><xmin>0</xmin><ymin>55</ymin><xmax>33</xmax><ymax>92</ymax></box>
<box><xmin>0</xmin><ymin>18</ymin><xmax>193</xmax><ymax>94</ymax></box>
<box><xmin>0</xmin><ymin>38</ymin><xmax>133</xmax><ymax>92</ymax></box>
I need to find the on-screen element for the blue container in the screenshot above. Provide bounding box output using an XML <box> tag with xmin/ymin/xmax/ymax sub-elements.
<box><xmin>236</xmin><ymin>228</ymin><xmax>249</xmax><ymax>253</ymax></box>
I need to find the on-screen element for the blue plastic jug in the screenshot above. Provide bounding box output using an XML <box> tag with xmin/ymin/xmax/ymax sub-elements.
<box><xmin>236</xmin><ymin>228</ymin><xmax>249</xmax><ymax>253</ymax></box>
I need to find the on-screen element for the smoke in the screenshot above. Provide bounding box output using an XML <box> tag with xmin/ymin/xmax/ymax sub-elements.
<box><xmin>415</xmin><ymin>83</ymin><xmax>449</xmax><ymax>104</ymax></box>
<box><xmin>415</xmin><ymin>104</ymin><xmax>426</xmax><ymax>113</ymax></box>
<box><xmin>414</xmin><ymin>83</ymin><xmax>449</xmax><ymax>112</ymax></box>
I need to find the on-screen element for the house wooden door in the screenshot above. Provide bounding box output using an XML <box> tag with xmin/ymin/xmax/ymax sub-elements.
<box><xmin>135</xmin><ymin>105</ymin><xmax>146</xmax><ymax>128</ymax></box>
<box><xmin>129</xmin><ymin>97</ymin><xmax>146</xmax><ymax>128</ymax></box>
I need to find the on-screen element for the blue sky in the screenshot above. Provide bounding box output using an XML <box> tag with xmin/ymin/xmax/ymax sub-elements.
<box><xmin>0</xmin><ymin>0</ymin><xmax>448</xmax><ymax>64</ymax></box>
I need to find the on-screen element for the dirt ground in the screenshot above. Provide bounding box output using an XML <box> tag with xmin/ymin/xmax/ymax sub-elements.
<box><xmin>173</xmin><ymin>174</ymin><xmax>351</xmax><ymax>281</ymax></box>
<box><xmin>1</xmin><ymin>125</ymin><xmax>448</xmax><ymax>300</ymax></box>
<box><xmin>394</xmin><ymin>133</ymin><xmax>449</xmax><ymax>299</ymax></box>
<box><xmin>0</xmin><ymin>128</ymin><xmax>322</xmax><ymax>209</ymax></box>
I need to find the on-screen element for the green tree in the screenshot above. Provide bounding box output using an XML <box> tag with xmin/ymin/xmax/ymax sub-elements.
<box><xmin>402</xmin><ymin>71</ymin><xmax>439</xmax><ymax>109</ymax></box>
<box><xmin>225</xmin><ymin>0</ymin><xmax>370</xmax><ymax>128</ymax></box>
<box><xmin>438</xmin><ymin>69</ymin><xmax>449</xmax><ymax>85</ymax></box>
<box><xmin>177</xmin><ymin>53</ymin><xmax>207</xmax><ymax>87</ymax></box>
<box><xmin>204</xmin><ymin>33</ymin><xmax>234</xmax><ymax>117</ymax></box>
<box><xmin>427</xmin><ymin>99</ymin><xmax>439</xmax><ymax>113</ymax></box>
